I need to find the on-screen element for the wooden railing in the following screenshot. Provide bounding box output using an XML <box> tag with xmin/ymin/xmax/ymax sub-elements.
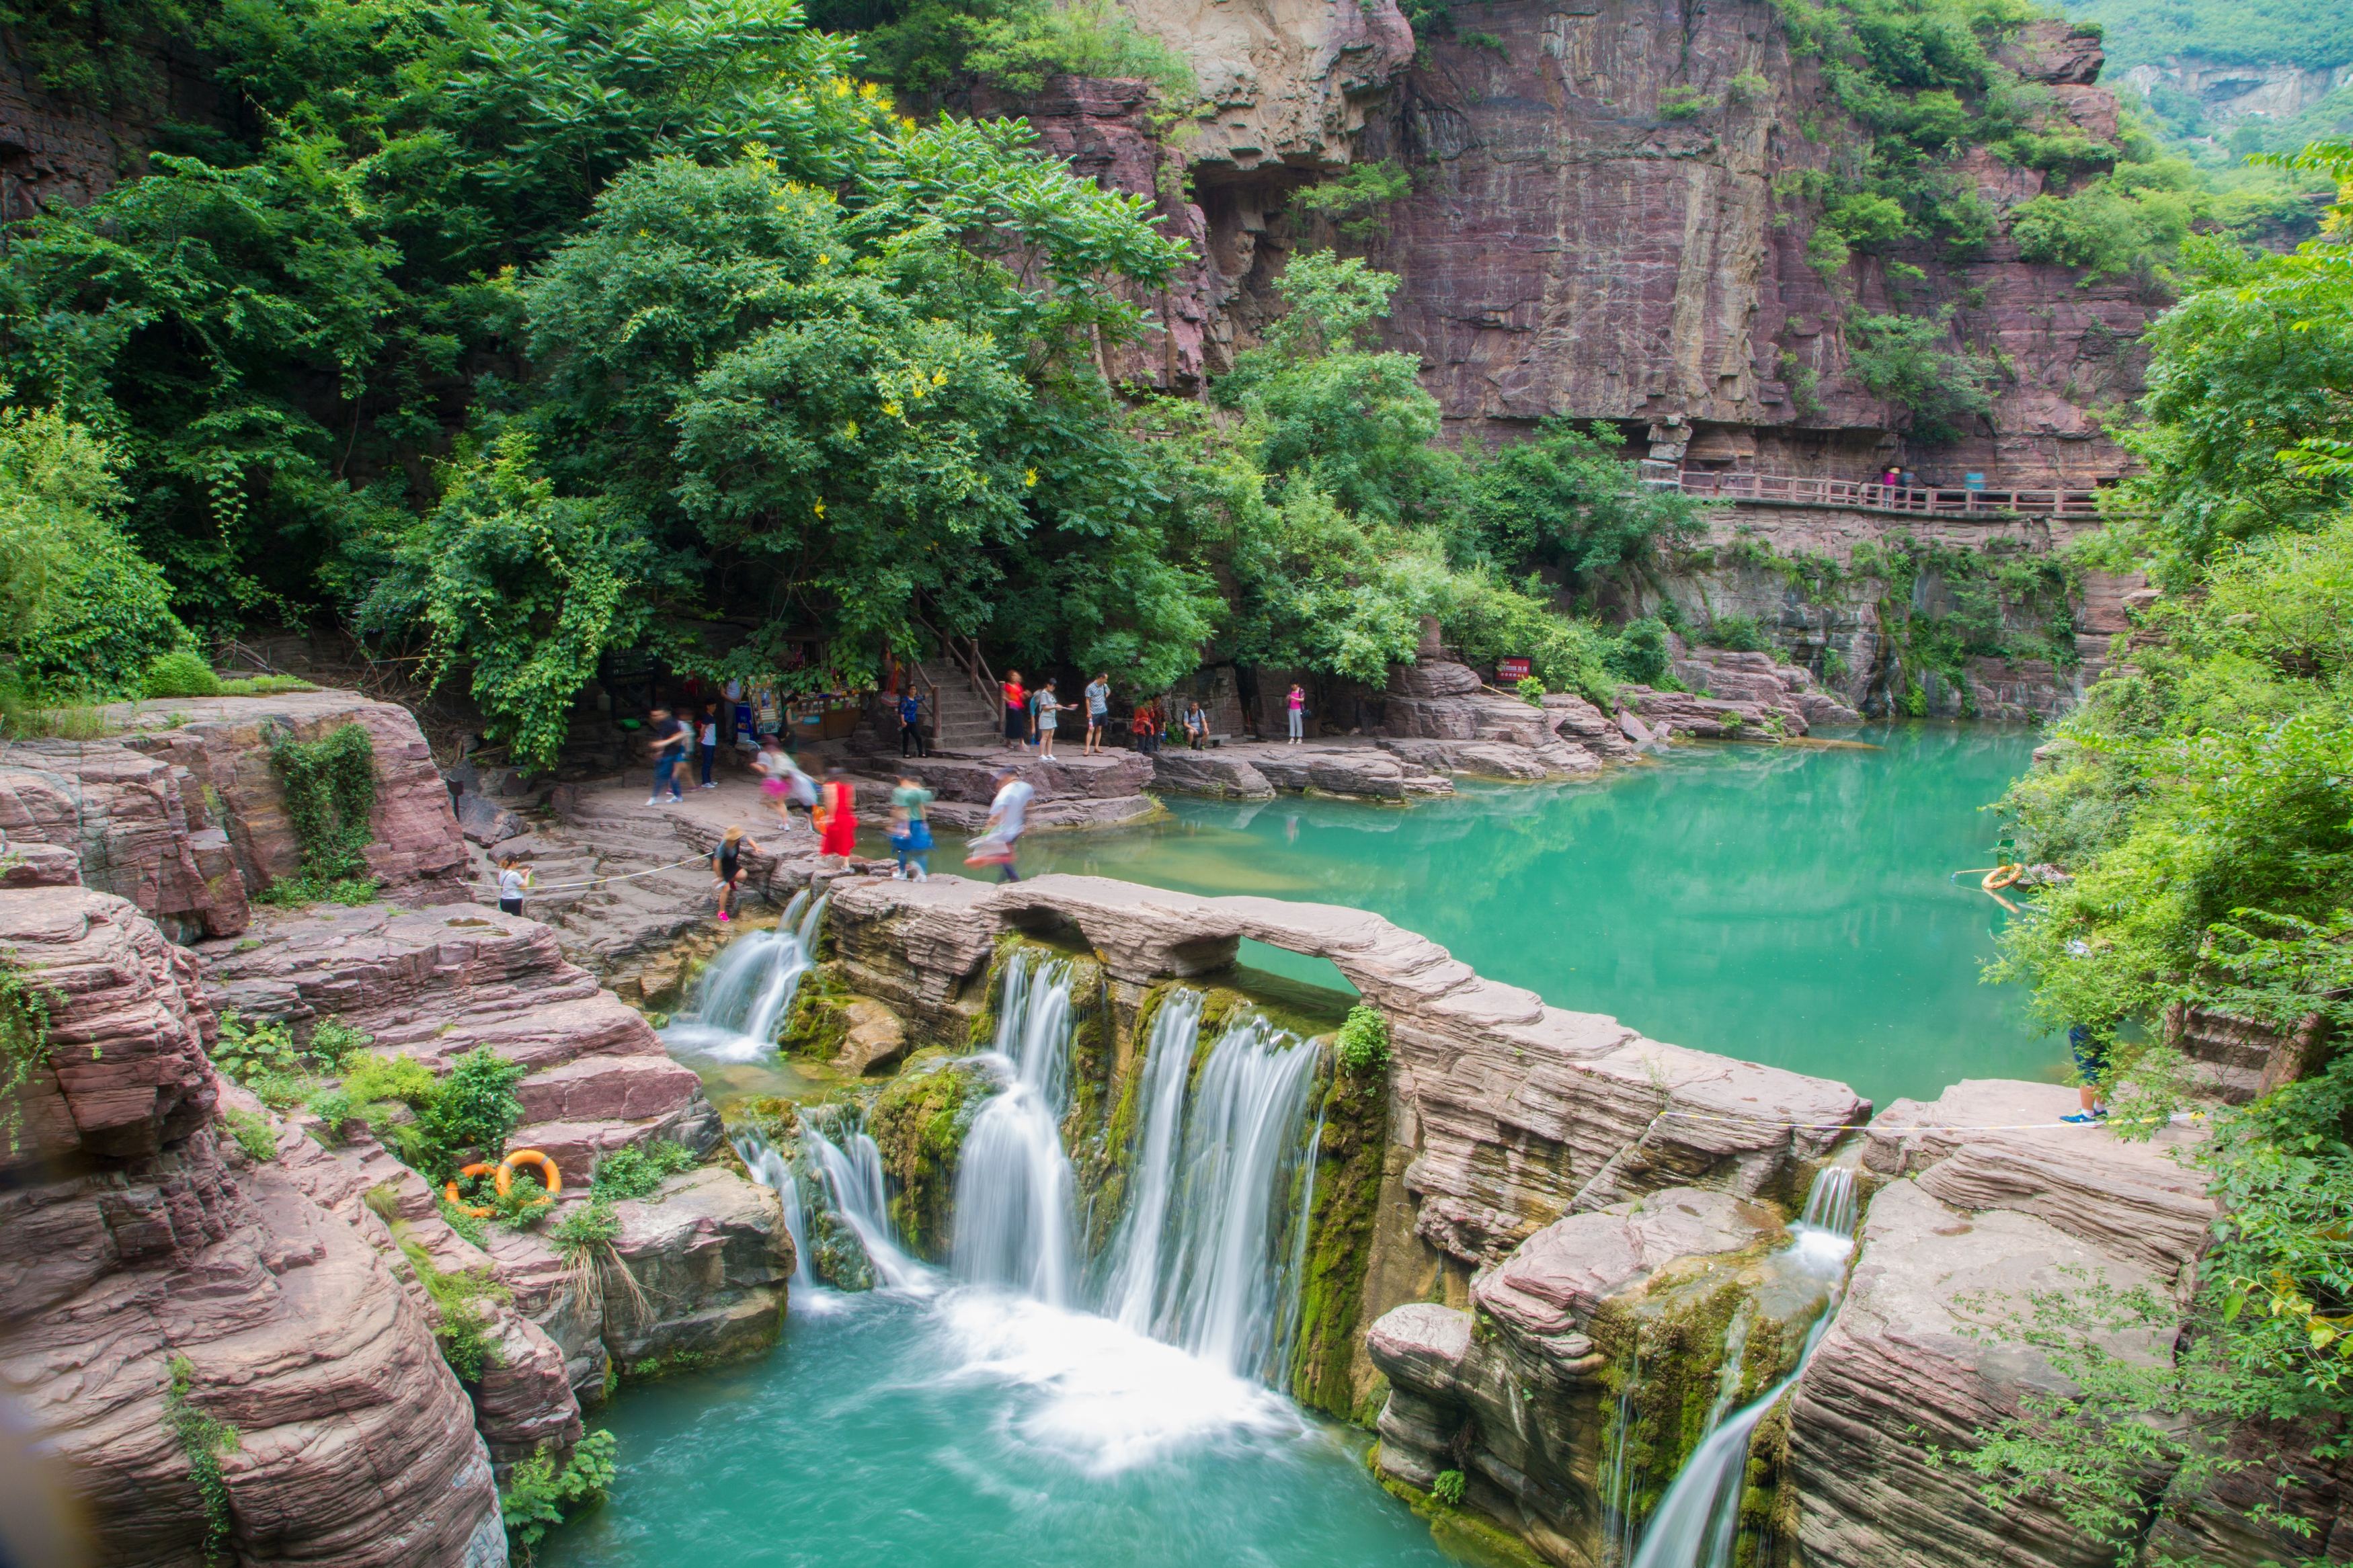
<box><xmin>1640</xmin><ymin>462</ymin><xmax>2108</xmax><ymax>519</ymax></box>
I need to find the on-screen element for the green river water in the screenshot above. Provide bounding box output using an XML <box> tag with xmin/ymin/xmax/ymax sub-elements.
<box><xmin>551</xmin><ymin>723</ymin><xmax>2055</xmax><ymax>1567</ymax></box>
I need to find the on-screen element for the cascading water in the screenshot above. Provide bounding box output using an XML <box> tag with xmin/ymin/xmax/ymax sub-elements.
<box><xmin>1102</xmin><ymin>990</ymin><xmax>1208</xmax><ymax>1333</ymax></box>
<box><xmin>734</xmin><ymin>1127</ymin><xmax>817</xmax><ymax>1297</ymax></box>
<box><xmin>797</xmin><ymin>891</ymin><xmax>828</xmax><ymax>952</ymax></box>
<box><xmin>805</xmin><ymin>1110</ymin><xmax>924</xmax><ymax>1290</ymax></box>
<box><xmin>1626</xmin><ymin>1164</ymin><xmax>1861</xmax><ymax>1568</ymax></box>
<box><xmin>663</xmin><ymin>919</ymin><xmax>810</xmax><ymax>1063</ymax></box>
<box><xmin>951</xmin><ymin>950</ymin><xmax>1081</xmax><ymax>1303</ymax></box>
<box><xmin>1106</xmin><ymin>1009</ymin><xmax>1325</xmax><ymax>1380</ymax></box>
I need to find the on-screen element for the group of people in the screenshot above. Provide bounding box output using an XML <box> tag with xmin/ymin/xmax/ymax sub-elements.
<box><xmin>992</xmin><ymin>673</ymin><xmax>1312</xmax><ymax>755</ymax></box>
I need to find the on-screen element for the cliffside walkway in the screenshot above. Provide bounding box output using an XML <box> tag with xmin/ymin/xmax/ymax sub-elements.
<box><xmin>1641</xmin><ymin>463</ymin><xmax>2110</xmax><ymax>520</ymax></box>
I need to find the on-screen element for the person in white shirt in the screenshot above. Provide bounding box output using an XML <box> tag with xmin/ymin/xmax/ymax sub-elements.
<box><xmin>976</xmin><ymin>768</ymin><xmax>1035</xmax><ymax>882</ymax></box>
<box><xmin>496</xmin><ymin>856</ymin><xmax>531</xmax><ymax>917</ymax></box>
<box><xmin>696</xmin><ymin>704</ymin><xmax>721</xmax><ymax>788</ymax></box>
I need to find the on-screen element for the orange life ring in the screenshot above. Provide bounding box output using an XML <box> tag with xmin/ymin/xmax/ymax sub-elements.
<box><xmin>444</xmin><ymin>1162</ymin><xmax>497</xmax><ymax>1218</ymax></box>
<box><xmin>1982</xmin><ymin>864</ymin><xmax>2024</xmax><ymax>892</ymax></box>
<box><xmin>497</xmin><ymin>1148</ymin><xmax>561</xmax><ymax>1206</ymax></box>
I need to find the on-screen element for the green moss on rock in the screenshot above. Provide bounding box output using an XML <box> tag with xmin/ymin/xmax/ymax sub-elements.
<box><xmin>1289</xmin><ymin>1038</ymin><xmax>1390</xmax><ymax>1416</ymax></box>
<box><xmin>869</xmin><ymin>1051</ymin><xmax>992</xmax><ymax>1259</ymax></box>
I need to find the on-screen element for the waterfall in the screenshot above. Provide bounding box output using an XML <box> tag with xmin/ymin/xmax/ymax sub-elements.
<box><xmin>951</xmin><ymin>950</ymin><xmax>1082</xmax><ymax>1303</ymax></box>
<box><xmin>1601</xmin><ymin>1360</ymin><xmax>1642</xmax><ymax>1567</ymax></box>
<box><xmin>664</xmin><ymin>927</ymin><xmax>809</xmax><ymax>1062</ymax></box>
<box><xmin>797</xmin><ymin>891</ymin><xmax>828</xmax><ymax>952</ymax></box>
<box><xmin>734</xmin><ymin>1128</ymin><xmax>817</xmax><ymax>1297</ymax></box>
<box><xmin>1097</xmin><ymin>1003</ymin><xmax>1325</xmax><ymax>1381</ymax></box>
<box><xmin>1626</xmin><ymin>1165</ymin><xmax>1862</xmax><ymax>1568</ymax></box>
<box><xmin>805</xmin><ymin>1111</ymin><xmax>925</xmax><ymax>1290</ymax></box>
<box><xmin>1103</xmin><ymin>990</ymin><xmax>1208</xmax><ymax>1332</ymax></box>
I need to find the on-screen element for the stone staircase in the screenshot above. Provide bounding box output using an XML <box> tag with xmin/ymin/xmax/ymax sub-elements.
<box><xmin>916</xmin><ymin>660</ymin><xmax>1006</xmax><ymax>753</ymax></box>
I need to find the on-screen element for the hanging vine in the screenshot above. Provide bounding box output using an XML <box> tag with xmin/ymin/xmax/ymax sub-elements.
<box><xmin>1</xmin><ymin>955</ymin><xmax>58</xmax><ymax>1158</ymax></box>
<box><xmin>163</xmin><ymin>1354</ymin><xmax>241</xmax><ymax>1565</ymax></box>
<box><xmin>264</xmin><ymin>723</ymin><xmax>378</xmax><ymax>900</ymax></box>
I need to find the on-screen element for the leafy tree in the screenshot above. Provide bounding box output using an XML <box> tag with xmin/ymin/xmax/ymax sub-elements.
<box><xmin>1461</xmin><ymin>421</ymin><xmax>1702</xmax><ymax>595</ymax></box>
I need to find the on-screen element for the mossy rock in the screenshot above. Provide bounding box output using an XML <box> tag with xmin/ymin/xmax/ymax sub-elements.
<box><xmin>779</xmin><ymin>963</ymin><xmax>852</xmax><ymax>1059</ymax></box>
<box><xmin>868</xmin><ymin>1050</ymin><xmax>995</xmax><ymax>1260</ymax></box>
<box><xmin>1288</xmin><ymin>1035</ymin><xmax>1390</xmax><ymax>1416</ymax></box>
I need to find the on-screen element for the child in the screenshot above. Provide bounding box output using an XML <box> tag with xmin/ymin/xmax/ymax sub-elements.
<box><xmin>711</xmin><ymin>826</ymin><xmax>759</xmax><ymax>923</ymax></box>
<box><xmin>887</xmin><ymin>774</ymin><xmax>934</xmax><ymax>880</ymax></box>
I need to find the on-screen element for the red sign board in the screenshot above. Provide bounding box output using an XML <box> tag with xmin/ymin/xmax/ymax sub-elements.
<box><xmin>1497</xmin><ymin>657</ymin><xmax>1532</xmax><ymax>682</ymax></box>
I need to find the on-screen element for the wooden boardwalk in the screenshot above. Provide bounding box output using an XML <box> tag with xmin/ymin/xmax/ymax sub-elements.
<box><xmin>1640</xmin><ymin>462</ymin><xmax>2112</xmax><ymax>520</ymax></box>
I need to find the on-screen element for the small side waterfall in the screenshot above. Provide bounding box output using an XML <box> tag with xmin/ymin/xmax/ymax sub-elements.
<box><xmin>797</xmin><ymin>891</ymin><xmax>828</xmax><ymax>952</ymax></box>
<box><xmin>1626</xmin><ymin>1165</ymin><xmax>1862</xmax><ymax>1568</ymax></box>
<box><xmin>805</xmin><ymin>1111</ymin><xmax>924</xmax><ymax>1290</ymax></box>
<box><xmin>735</xmin><ymin>1128</ymin><xmax>817</xmax><ymax>1296</ymax></box>
<box><xmin>951</xmin><ymin>950</ymin><xmax>1082</xmax><ymax>1304</ymax></box>
<box><xmin>1098</xmin><ymin>1001</ymin><xmax>1325</xmax><ymax>1381</ymax></box>
<box><xmin>664</xmin><ymin>922</ymin><xmax>810</xmax><ymax>1063</ymax></box>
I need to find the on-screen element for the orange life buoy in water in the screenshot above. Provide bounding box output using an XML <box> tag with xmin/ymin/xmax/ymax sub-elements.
<box><xmin>497</xmin><ymin>1147</ymin><xmax>561</xmax><ymax>1206</ymax></box>
<box><xmin>444</xmin><ymin>1162</ymin><xmax>497</xmax><ymax>1218</ymax></box>
<box><xmin>1983</xmin><ymin>864</ymin><xmax>2024</xmax><ymax>891</ymax></box>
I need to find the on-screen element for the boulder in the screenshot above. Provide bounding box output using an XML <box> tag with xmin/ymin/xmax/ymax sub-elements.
<box><xmin>0</xmin><ymin>888</ymin><xmax>503</xmax><ymax>1568</ymax></box>
<box><xmin>1150</xmin><ymin>749</ymin><xmax>1277</xmax><ymax>800</ymax></box>
<box><xmin>0</xmin><ymin>747</ymin><xmax>251</xmax><ymax>940</ymax></box>
<box><xmin>602</xmin><ymin>1168</ymin><xmax>792</xmax><ymax>1370</ymax></box>
<box><xmin>106</xmin><ymin>690</ymin><xmax>471</xmax><ymax>903</ymax></box>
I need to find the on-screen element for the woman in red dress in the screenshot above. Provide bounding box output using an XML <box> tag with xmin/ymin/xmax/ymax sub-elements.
<box><xmin>1002</xmin><ymin>670</ymin><xmax>1028</xmax><ymax>751</ymax></box>
<box><xmin>816</xmin><ymin>766</ymin><xmax>858</xmax><ymax>866</ymax></box>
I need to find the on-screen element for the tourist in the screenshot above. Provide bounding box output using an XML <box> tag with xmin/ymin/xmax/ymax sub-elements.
<box><xmin>647</xmin><ymin>708</ymin><xmax>687</xmax><ymax>804</ymax></box>
<box><xmin>1083</xmin><ymin>672</ymin><xmax>1110</xmax><ymax>755</ymax></box>
<box><xmin>754</xmin><ymin>739</ymin><xmax>796</xmax><ymax>829</ymax></box>
<box><xmin>815</xmin><ymin>766</ymin><xmax>858</xmax><ymax>868</ymax></box>
<box><xmin>1879</xmin><ymin>465</ymin><xmax>1899</xmax><ymax>491</ymax></box>
<box><xmin>888</xmin><ymin>773</ymin><xmax>934</xmax><ymax>880</ymax></box>
<box><xmin>696</xmin><ymin>703</ymin><xmax>720</xmax><ymax>789</ymax></box>
<box><xmin>711</xmin><ymin>826</ymin><xmax>760</xmax><ymax>923</ymax></box>
<box><xmin>1131</xmin><ymin>699</ymin><xmax>1160</xmax><ymax>755</ymax></box>
<box><xmin>1285</xmin><ymin>682</ymin><xmax>1306</xmax><ymax>745</ymax></box>
<box><xmin>2063</xmin><ymin>1024</ymin><xmax>2109</xmax><ymax>1124</ymax></box>
<box><xmin>495</xmin><ymin>855</ymin><xmax>531</xmax><ymax>918</ymax></box>
<box><xmin>971</xmin><ymin>767</ymin><xmax>1035</xmax><ymax>883</ymax></box>
<box><xmin>1183</xmin><ymin>700</ymin><xmax>1209</xmax><ymax>750</ymax></box>
<box><xmin>1002</xmin><ymin>669</ymin><xmax>1027</xmax><ymax>751</ymax></box>
<box><xmin>898</xmin><ymin>687</ymin><xmax>928</xmax><ymax>757</ymax></box>
<box><xmin>1033</xmin><ymin>679</ymin><xmax>1061</xmax><ymax>760</ymax></box>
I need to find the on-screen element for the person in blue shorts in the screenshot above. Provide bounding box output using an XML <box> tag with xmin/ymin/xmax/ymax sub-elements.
<box><xmin>2063</xmin><ymin>1024</ymin><xmax>2109</xmax><ymax>1123</ymax></box>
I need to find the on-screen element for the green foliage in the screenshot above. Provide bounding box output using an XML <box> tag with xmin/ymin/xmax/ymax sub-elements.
<box><xmin>0</xmin><ymin>960</ymin><xmax>57</xmax><ymax>1157</ymax></box>
<box><xmin>209</xmin><ymin>1013</ymin><xmax>304</xmax><ymax>1102</ymax></box>
<box><xmin>1334</xmin><ymin>1004</ymin><xmax>1392</xmax><ymax>1077</ymax></box>
<box><xmin>410</xmin><ymin>1048</ymin><xmax>526</xmax><ymax>1177</ymax></box>
<box><xmin>436</xmin><ymin>1197</ymin><xmax>490</xmax><ymax>1249</ymax></box>
<box><xmin>1432</xmin><ymin>1469</ymin><xmax>1467</xmax><ymax>1506</ymax></box>
<box><xmin>0</xmin><ymin>401</ymin><xmax>186</xmax><ymax>698</ymax></box>
<box><xmin>268</xmin><ymin>723</ymin><xmax>376</xmax><ymax>886</ymax></box>
<box><xmin>961</xmin><ymin>0</ymin><xmax>1193</xmax><ymax>96</ymax></box>
<box><xmin>502</xmin><ymin>1429</ymin><xmax>619</xmax><ymax>1562</ymax></box>
<box><xmin>2106</xmin><ymin>154</ymin><xmax>2353</xmax><ymax>586</ymax></box>
<box><xmin>552</xmin><ymin>1198</ymin><xmax>623</xmax><ymax>1257</ymax></box>
<box><xmin>1701</xmin><ymin>614</ymin><xmax>1767</xmax><ymax>653</ymax></box>
<box><xmin>2059</xmin><ymin>0</ymin><xmax>2351</xmax><ymax>73</ymax></box>
<box><xmin>222</xmin><ymin>1108</ymin><xmax>278</xmax><ymax>1163</ymax></box>
<box><xmin>1460</xmin><ymin>420</ymin><xmax>1704</xmax><ymax>595</ymax></box>
<box><xmin>1846</xmin><ymin>308</ymin><xmax>1997</xmax><ymax>444</ymax></box>
<box><xmin>1517</xmin><ymin>674</ymin><xmax>1547</xmax><ymax>705</ymax></box>
<box><xmin>2008</xmin><ymin>155</ymin><xmax>2199</xmax><ymax>284</ymax></box>
<box><xmin>1288</xmin><ymin>161</ymin><xmax>1415</xmax><ymax>240</ymax></box>
<box><xmin>163</xmin><ymin>1353</ymin><xmax>240</xmax><ymax>1566</ymax></box>
<box><xmin>588</xmin><ymin>1139</ymin><xmax>700</xmax><ymax>1200</ymax></box>
<box><xmin>1606</xmin><ymin>617</ymin><xmax>1675</xmax><ymax>685</ymax></box>
<box><xmin>143</xmin><ymin>649</ymin><xmax>220</xmax><ymax>698</ymax></box>
<box><xmin>1657</xmin><ymin>85</ymin><xmax>1715</xmax><ymax>120</ymax></box>
<box><xmin>399</xmin><ymin>1238</ymin><xmax>508</xmax><ymax>1381</ymax></box>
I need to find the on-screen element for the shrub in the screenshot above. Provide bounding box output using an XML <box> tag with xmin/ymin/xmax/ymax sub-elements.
<box><xmin>222</xmin><ymin>1108</ymin><xmax>278</xmax><ymax>1162</ymax></box>
<box><xmin>438</xmin><ymin>1197</ymin><xmax>491</xmax><ymax>1249</ymax></box>
<box><xmin>1335</xmin><ymin>1004</ymin><xmax>1392</xmax><ymax>1077</ymax></box>
<box><xmin>502</xmin><ymin>1429</ymin><xmax>619</xmax><ymax>1562</ymax></box>
<box><xmin>1657</xmin><ymin>84</ymin><xmax>1715</xmax><ymax>120</ymax></box>
<box><xmin>1607</xmin><ymin>616</ymin><xmax>1673</xmax><ymax>684</ymax></box>
<box><xmin>410</xmin><ymin>1047</ymin><xmax>525</xmax><ymax>1175</ymax></box>
<box><xmin>143</xmin><ymin>649</ymin><xmax>221</xmax><ymax>699</ymax></box>
<box><xmin>1702</xmin><ymin>614</ymin><xmax>1767</xmax><ymax>653</ymax></box>
<box><xmin>341</xmin><ymin>1052</ymin><xmax>439</xmax><ymax>1108</ymax></box>
<box><xmin>268</xmin><ymin>723</ymin><xmax>377</xmax><ymax>884</ymax></box>
<box><xmin>305</xmin><ymin>1018</ymin><xmax>373</xmax><ymax>1067</ymax></box>
<box><xmin>399</xmin><ymin>1239</ymin><xmax>508</xmax><ymax>1381</ymax></box>
<box><xmin>1515</xmin><ymin>674</ymin><xmax>1546</xmax><ymax>706</ymax></box>
<box><xmin>305</xmin><ymin>1087</ymin><xmax>358</xmax><ymax>1144</ymax></box>
<box><xmin>1433</xmin><ymin>1469</ymin><xmax>1466</xmax><ymax>1505</ymax></box>
<box><xmin>552</xmin><ymin>1198</ymin><xmax>622</xmax><ymax>1258</ymax></box>
<box><xmin>163</xmin><ymin>1355</ymin><xmax>239</xmax><ymax>1565</ymax></box>
<box><xmin>590</xmin><ymin>1140</ymin><xmax>699</xmax><ymax>1201</ymax></box>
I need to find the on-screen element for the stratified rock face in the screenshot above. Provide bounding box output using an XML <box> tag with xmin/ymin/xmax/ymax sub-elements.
<box><xmin>0</xmin><ymin>745</ymin><xmax>251</xmax><ymax>942</ymax></box>
<box><xmin>107</xmin><ymin>692</ymin><xmax>471</xmax><ymax>903</ymax></box>
<box><xmin>828</xmin><ymin>873</ymin><xmax>1867</xmax><ymax>1268</ymax></box>
<box><xmin>1377</xmin><ymin>656</ymin><xmax>1639</xmax><ymax>776</ymax></box>
<box><xmin>1357</xmin><ymin>0</ymin><xmax>2149</xmax><ymax>485</ymax></box>
<box><xmin>0</xmin><ymin>889</ymin><xmax>504</xmax><ymax>1568</ymax></box>
<box><xmin>1788</xmin><ymin>1079</ymin><xmax>2216</xmax><ymax>1568</ymax></box>
<box><xmin>846</xmin><ymin>750</ymin><xmax>1158</xmax><ymax>832</ymax></box>
<box><xmin>1123</xmin><ymin>0</ymin><xmax>1414</xmax><ymax>174</ymax></box>
<box><xmin>201</xmin><ymin>901</ymin><xmax>719</xmax><ymax>1175</ymax></box>
<box><xmin>1369</xmin><ymin>1189</ymin><xmax>1801</xmax><ymax>1563</ymax></box>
